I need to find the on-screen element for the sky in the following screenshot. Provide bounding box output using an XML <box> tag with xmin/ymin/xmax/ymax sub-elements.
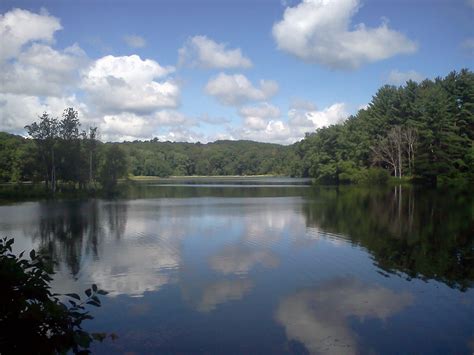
<box><xmin>0</xmin><ymin>0</ymin><xmax>473</xmax><ymax>144</ymax></box>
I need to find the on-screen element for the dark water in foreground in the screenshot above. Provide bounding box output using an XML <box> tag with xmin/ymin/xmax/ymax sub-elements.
<box><xmin>0</xmin><ymin>181</ymin><xmax>473</xmax><ymax>354</ymax></box>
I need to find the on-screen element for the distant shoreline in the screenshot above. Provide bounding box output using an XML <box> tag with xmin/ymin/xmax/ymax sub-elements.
<box><xmin>128</xmin><ymin>175</ymin><xmax>287</xmax><ymax>181</ymax></box>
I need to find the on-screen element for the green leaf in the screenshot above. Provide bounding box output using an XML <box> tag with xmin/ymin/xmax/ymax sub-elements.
<box><xmin>97</xmin><ymin>290</ymin><xmax>108</xmax><ymax>295</ymax></box>
<box><xmin>85</xmin><ymin>288</ymin><xmax>92</xmax><ymax>297</ymax></box>
<box><xmin>29</xmin><ymin>249</ymin><xmax>36</xmax><ymax>259</ymax></box>
<box><xmin>92</xmin><ymin>284</ymin><xmax>97</xmax><ymax>292</ymax></box>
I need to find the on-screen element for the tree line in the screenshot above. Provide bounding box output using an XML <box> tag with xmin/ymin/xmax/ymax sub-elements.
<box><xmin>0</xmin><ymin>69</ymin><xmax>472</xmax><ymax>188</ymax></box>
<box><xmin>0</xmin><ymin>108</ymin><xmax>127</xmax><ymax>192</ymax></box>
<box><xmin>291</xmin><ymin>69</ymin><xmax>473</xmax><ymax>186</ymax></box>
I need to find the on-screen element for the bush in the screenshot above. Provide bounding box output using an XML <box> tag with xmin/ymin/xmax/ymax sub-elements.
<box><xmin>338</xmin><ymin>166</ymin><xmax>390</xmax><ymax>185</ymax></box>
<box><xmin>359</xmin><ymin>168</ymin><xmax>390</xmax><ymax>185</ymax></box>
<box><xmin>0</xmin><ymin>237</ymin><xmax>112</xmax><ymax>354</ymax></box>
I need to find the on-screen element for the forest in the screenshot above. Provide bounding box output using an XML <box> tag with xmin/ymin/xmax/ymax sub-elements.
<box><xmin>0</xmin><ymin>69</ymin><xmax>472</xmax><ymax>189</ymax></box>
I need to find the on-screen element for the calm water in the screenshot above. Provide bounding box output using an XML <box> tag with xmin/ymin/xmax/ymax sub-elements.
<box><xmin>1</xmin><ymin>180</ymin><xmax>473</xmax><ymax>354</ymax></box>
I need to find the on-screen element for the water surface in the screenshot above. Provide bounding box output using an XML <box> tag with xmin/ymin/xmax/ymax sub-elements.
<box><xmin>0</xmin><ymin>181</ymin><xmax>473</xmax><ymax>354</ymax></box>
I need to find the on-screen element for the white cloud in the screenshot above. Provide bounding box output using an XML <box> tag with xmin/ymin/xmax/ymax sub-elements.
<box><xmin>100</xmin><ymin>110</ymin><xmax>197</xmax><ymax>141</ymax></box>
<box><xmin>272</xmin><ymin>0</ymin><xmax>417</xmax><ymax>69</ymax></box>
<box><xmin>179</xmin><ymin>35</ymin><xmax>252</xmax><ymax>69</ymax></box>
<box><xmin>468</xmin><ymin>0</ymin><xmax>474</xmax><ymax>9</ymax></box>
<box><xmin>205</xmin><ymin>73</ymin><xmax>278</xmax><ymax>106</ymax></box>
<box><xmin>0</xmin><ymin>93</ymin><xmax>91</xmax><ymax>133</ymax></box>
<box><xmin>289</xmin><ymin>102</ymin><xmax>348</xmax><ymax>129</ymax></box>
<box><xmin>123</xmin><ymin>34</ymin><xmax>146</xmax><ymax>48</ymax></box>
<box><xmin>157</xmin><ymin>127</ymin><xmax>205</xmax><ymax>143</ymax></box>
<box><xmin>0</xmin><ymin>43</ymin><xmax>87</xmax><ymax>97</ymax></box>
<box><xmin>229</xmin><ymin>101</ymin><xmax>348</xmax><ymax>144</ymax></box>
<box><xmin>239</xmin><ymin>102</ymin><xmax>280</xmax><ymax>119</ymax></box>
<box><xmin>239</xmin><ymin>102</ymin><xmax>281</xmax><ymax>130</ymax></box>
<box><xmin>232</xmin><ymin>119</ymin><xmax>293</xmax><ymax>144</ymax></box>
<box><xmin>0</xmin><ymin>8</ymin><xmax>62</xmax><ymax>62</ymax></box>
<box><xmin>100</xmin><ymin>113</ymin><xmax>154</xmax><ymax>141</ymax></box>
<box><xmin>276</xmin><ymin>278</ymin><xmax>414</xmax><ymax>354</ymax></box>
<box><xmin>155</xmin><ymin>110</ymin><xmax>196</xmax><ymax>126</ymax></box>
<box><xmin>81</xmin><ymin>54</ymin><xmax>179</xmax><ymax>114</ymax></box>
<box><xmin>387</xmin><ymin>69</ymin><xmax>424</xmax><ymax>85</ymax></box>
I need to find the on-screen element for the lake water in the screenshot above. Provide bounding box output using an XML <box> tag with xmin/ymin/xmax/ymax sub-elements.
<box><xmin>1</xmin><ymin>180</ymin><xmax>473</xmax><ymax>354</ymax></box>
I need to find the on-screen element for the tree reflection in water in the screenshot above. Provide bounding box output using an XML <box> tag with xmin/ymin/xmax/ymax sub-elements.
<box><xmin>30</xmin><ymin>200</ymin><xmax>127</xmax><ymax>277</ymax></box>
<box><xmin>302</xmin><ymin>186</ymin><xmax>474</xmax><ymax>290</ymax></box>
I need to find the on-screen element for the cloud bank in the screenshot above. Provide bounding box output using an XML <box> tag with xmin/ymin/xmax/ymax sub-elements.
<box><xmin>273</xmin><ymin>0</ymin><xmax>417</xmax><ymax>69</ymax></box>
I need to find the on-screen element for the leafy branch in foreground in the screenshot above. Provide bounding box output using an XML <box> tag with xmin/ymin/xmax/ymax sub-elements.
<box><xmin>0</xmin><ymin>237</ymin><xmax>115</xmax><ymax>354</ymax></box>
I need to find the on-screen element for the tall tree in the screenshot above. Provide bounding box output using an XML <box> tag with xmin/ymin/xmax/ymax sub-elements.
<box><xmin>25</xmin><ymin>113</ymin><xmax>59</xmax><ymax>192</ymax></box>
<box><xmin>99</xmin><ymin>145</ymin><xmax>128</xmax><ymax>190</ymax></box>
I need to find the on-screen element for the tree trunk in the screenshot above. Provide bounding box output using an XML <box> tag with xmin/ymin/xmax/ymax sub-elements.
<box><xmin>89</xmin><ymin>151</ymin><xmax>93</xmax><ymax>184</ymax></box>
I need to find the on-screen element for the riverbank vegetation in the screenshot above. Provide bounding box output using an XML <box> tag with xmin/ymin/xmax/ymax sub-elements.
<box><xmin>0</xmin><ymin>69</ymin><xmax>472</xmax><ymax>190</ymax></box>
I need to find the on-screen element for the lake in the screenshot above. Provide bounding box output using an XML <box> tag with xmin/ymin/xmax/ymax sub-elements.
<box><xmin>0</xmin><ymin>179</ymin><xmax>473</xmax><ymax>354</ymax></box>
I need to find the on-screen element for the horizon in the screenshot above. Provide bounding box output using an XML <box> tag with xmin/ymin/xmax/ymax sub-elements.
<box><xmin>1</xmin><ymin>0</ymin><xmax>473</xmax><ymax>144</ymax></box>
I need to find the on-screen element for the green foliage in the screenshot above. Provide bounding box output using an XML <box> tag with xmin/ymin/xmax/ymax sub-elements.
<box><xmin>121</xmin><ymin>139</ymin><xmax>293</xmax><ymax>177</ymax></box>
<box><xmin>294</xmin><ymin>69</ymin><xmax>474</xmax><ymax>186</ymax></box>
<box><xmin>0</xmin><ymin>132</ymin><xmax>38</xmax><ymax>183</ymax></box>
<box><xmin>99</xmin><ymin>145</ymin><xmax>128</xmax><ymax>191</ymax></box>
<box><xmin>0</xmin><ymin>237</ymin><xmax>111</xmax><ymax>354</ymax></box>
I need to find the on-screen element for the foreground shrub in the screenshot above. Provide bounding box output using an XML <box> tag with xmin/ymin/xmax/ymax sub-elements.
<box><xmin>0</xmin><ymin>237</ymin><xmax>111</xmax><ymax>354</ymax></box>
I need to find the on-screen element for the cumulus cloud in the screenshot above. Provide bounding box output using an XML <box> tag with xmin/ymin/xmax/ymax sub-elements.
<box><xmin>272</xmin><ymin>0</ymin><xmax>417</xmax><ymax>69</ymax></box>
<box><xmin>239</xmin><ymin>102</ymin><xmax>281</xmax><ymax>130</ymax></box>
<box><xmin>205</xmin><ymin>73</ymin><xmax>278</xmax><ymax>106</ymax></box>
<box><xmin>230</xmin><ymin>101</ymin><xmax>348</xmax><ymax>144</ymax></box>
<box><xmin>100</xmin><ymin>113</ymin><xmax>154</xmax><ymax>141</ymax></box>
<box><xmin>157</xmin><ymin>127</ymin><xmax>206</xmax><ymax>143</ymax></box>
<box><xmin>1</xmin><ymin>43</ymin><xmax>88</xmax><ymax>97</ymax></box>
<box><xmin>276</xmin><ymin>277</ymin><xmax>414</xmax><ymax>354</ymax></box>
<box><xmin>0</xmin><ymin>8</ymin><xmax>62</xmax><ymax>62</ymax></box>
<box><xmin>387</xmin><ymin>69</ymin><xmax>424</xmax><ymax>85</ymax></box>
<box><xmin>288</xmin><ymin>102</ymin><xmax>348</xmax><ymax>130</ymax></box>
<box><xmin>179</xmin><ymin>35</ymin><xmax>252</xmax><ymax>69</ymax></box>
<box><xmin>81</xmin><ymin>54</ymin><xmax>179</xmax><ymax>114</ymax></box>
<box><xmin>230</xmin><ymin>119</ymin><xmax>294</xmax><ymax>144</ymax></box>
<box><xmin>0</xmin><ymin>93</ymin><xmax>91</xmax><ymax>133</ymax></box>
<box><xmin>123</xmin><ymin>34</ymin><xmax>146</xmax><ymax>48</ymax></box>
<box><xmin>100</xmin><ymin>110</ymin><xmax>197</xmax><ymax>141</ymax></box>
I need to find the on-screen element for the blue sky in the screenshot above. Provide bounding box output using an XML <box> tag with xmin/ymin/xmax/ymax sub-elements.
<box><xmin>1</xmin><ymin>0</ymin><xmax>473</xmax><ymax>143</ymax></box>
